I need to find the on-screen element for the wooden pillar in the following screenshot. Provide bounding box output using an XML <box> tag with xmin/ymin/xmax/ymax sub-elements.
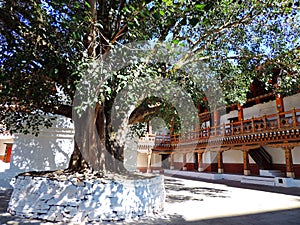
<box><xmin>198</xmin><ymin>152</ymin><xmax>204</xmax><ymax>172</ymax></box>
<box><xmin>170</xmin><ymin>153</ymin><xmax>174</xmax><ymax>170</ymax></box>
<box><xmin>182</xmin><ymin>153</ymin><xmax>187</xmax><ymax>171</ymax></box>
<box><xmin>243</xmin><ymin>150</ymin><xmax>250</xmax><ymax>176</ymax></box>
<box><xmin>214</xmin><ymin>109</ymin><xmax>219</xmax><ymax>126</ymax></box>
<box><xmin>147</xmin><ymin>148</ymin><xmax>152</xmax><ymax>173</ymax></box>
<box><xmin>284</xmin><ymin>147</ymin><xmax>295</xmax><ymax>178</ymax></box>
<box><xmin>238</xmin><ymin>104</ymin><xmax>244</xmax><ymax>121</ymax></box>
<box><xmin>275</xmin><ymin>93</ymin><xmax>284</xmax><ymax>113</ymax></box>
<box><xmin>218</xmin><ymin>151</ymin><xmax>224</xmax><ymax>174</ymax></box>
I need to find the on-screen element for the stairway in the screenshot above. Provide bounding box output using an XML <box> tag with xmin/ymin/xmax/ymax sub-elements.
<box><xmin>249</xmin><ymin>147</ymin><xmax>272</xmax><ymax>170</ymax></box>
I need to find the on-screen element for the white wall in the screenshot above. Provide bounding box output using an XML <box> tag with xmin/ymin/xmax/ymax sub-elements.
<box><xmin>220</xmin><ymin>146</ymin><xmax>300</xmax><ymax>165</ymax></box>
<box><xmin>263</xmin><ymin>146</ymin><xmax>285</xmax><ymax>164</ymax></box>
<box><xmin>223</xmin><ymin>150</ymin><xmax>243</xmax><ymax>163</ymax></box>
<box><xmin>151</xmin><ymin>154</ymin><xmax>161</xmax><ymax>167</ymax></box>
<box><xmin>292</xmin><ymin>146</ymin><xmax>300</xmax><ymax>164</ymax></box>
<box><xmin>264</xmin><ymin>146</ymin><xmax>300</xmax><ymax>165</ymax></box>
<box><xmin>284</xmin><ymin>93</ymin><xmax>300</xmax><ymax>110</ymax></box>
<box><xmin>203</xmin><ymin>151</ymin><xmax>218</xmax><ymax>163</ymax></box>
<box><xmin>137</xmin><ymin>152</ymin><xmax>148</xmax><ymax>167</ymax></box>
<box><xmin>135</xmin><ymin>153</ymin><xmax>164</xmax><ymax>169</ymax></box>
<box><xmin>172</xmin><ymin>152</ymin><xmax>195</xmax><ymax>163</ymax></box>
<box><xmin>220</xmin><ymin>110</ymin><xmax>238</xmax><ymax>125</ymax></box>
<box><xmin>173</xmin><ymin>152</ymin><xmax>182</xmax><ymax>162</ymax></box>
<box><xmin>186</xmin><ymin>152</ymin><xmax>195</xmax><ymax>163</ymax></box>
<box><xmin>220</xmin><ymin>93</ymin><xmax>300</xmax><ymax>124</ymax></box>
<box><xmin>244</xmin><ymin>101</ymin><xmax>277</xmax><ymax>120</ymax></box>
<box><xmin>0</xmin><ymin>115</ymin><xmax>74</xmax><ymax>188</ymax></box>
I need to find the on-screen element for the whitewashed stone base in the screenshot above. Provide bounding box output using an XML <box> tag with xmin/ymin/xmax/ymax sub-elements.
<box><xmin>8</xmin><ymin>174</ymin><xmax>165</xmax><ymax>223</ymax></box>
<box><xmin>244</xmin><ymin>170</ymin><xmax>251</xmax><ymax>176</ymax></box>
<box><xmin>218</xmin><ymin>168</ymin><xmax>224</xmax><ymax>174</ymax></box>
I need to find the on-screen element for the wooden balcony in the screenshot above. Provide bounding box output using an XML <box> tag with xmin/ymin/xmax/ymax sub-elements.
<box><xmin>153</xmin><ymin>108</ymin><xmax>300</xmax><ymax>153</ymax></box>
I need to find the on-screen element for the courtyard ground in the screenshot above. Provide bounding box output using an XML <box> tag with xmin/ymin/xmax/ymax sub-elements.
<box><xmin>1</xmin><ymin>174</ymin><xmax>300</xmax><ymax>225</ymax></box>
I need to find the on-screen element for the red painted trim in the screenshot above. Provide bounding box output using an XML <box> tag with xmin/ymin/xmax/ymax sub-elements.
<box><xmin>4</xmin><ymin>144</ymin><xmax>13</xmax><ymax>163</ymax></box>
<box><xmin>203</xmin><ymin>163</ymin><xmax>218</xmax><ymax>172</ymax></box>
<box><xmin>185</xmin><ymin>163</ymin><xmax>196</xmax><ymax>171</ymax></box>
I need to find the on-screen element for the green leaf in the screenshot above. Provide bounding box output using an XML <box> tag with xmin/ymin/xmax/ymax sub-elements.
<box><xmin>172</xmin><ymin>40</ymin><xmax>180</xmax><ymax>44</ymax></box>
<box><xmin>84</xmin><ymin>2</ymin><xmax>91</xmax><ymax>8</ymax></box>
<box><xmin>152</xmin><ymin>12</ymin><xmax>160</xmax><ymax>20</ymax></box>
<box><xmin>195</xmin><ymin>4</ymin><xmax>206</xmax><ymax>10</ymax></box>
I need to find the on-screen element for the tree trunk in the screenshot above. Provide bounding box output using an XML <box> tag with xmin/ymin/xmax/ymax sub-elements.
<box><xmin>67</xmin><ymin>0</ymin><xmax>129</xmax><ymax>174</ymax></box>
<box><xmin>68</xmin><ymin>101</ymin><xmax>127</xmax><ymax>174</ymax></box>
<box><xmin>68</xmin><ymin>141</ymin><xmax>89</xmax><ymax>171</ymax></box>
<box><xmin>104</xmin><ymin>107</ymin><xmax>127</xmax><ymax>173</ymax></box>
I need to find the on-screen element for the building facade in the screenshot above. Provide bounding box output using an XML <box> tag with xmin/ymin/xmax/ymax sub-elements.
<box><xmin>143</xmin><ymin>93</ymin><xmax>300</xmax><ymax>180</ymax></box>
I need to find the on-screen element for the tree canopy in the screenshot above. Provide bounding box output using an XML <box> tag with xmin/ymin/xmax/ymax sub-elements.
<box><xmin>0</xmin><ymin>0</ymin><xmax>299</xmax><ymax>171</ymax></box>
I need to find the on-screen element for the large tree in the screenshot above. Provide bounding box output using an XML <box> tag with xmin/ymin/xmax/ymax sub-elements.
<box><xmin>0</xmin><ymin>0</ymin><xmax>299</xmax><ymax>173</ymax></box>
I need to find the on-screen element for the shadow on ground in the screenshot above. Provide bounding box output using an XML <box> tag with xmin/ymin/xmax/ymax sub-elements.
<box><xmin>165</xmin><ymin>177</ymin><xmax>229</xmax><ymax>203</ymax></box>
<box><xmin>1</xmin><ymin>208</ymin><xmax>300</xmax><ymax>225</ymax></box>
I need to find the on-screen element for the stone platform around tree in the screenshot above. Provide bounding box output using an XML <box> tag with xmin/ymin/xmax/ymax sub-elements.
<box><xmin>7</xmin><ymin>173</ymin><xmax>165</xmax><ymax>223</ymax></box>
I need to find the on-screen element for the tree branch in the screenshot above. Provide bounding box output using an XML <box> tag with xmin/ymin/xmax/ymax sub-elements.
<box><xmin>129</xmin><ymin>104</ymin><xmax>161</xmax><ymax>124</ymax></box>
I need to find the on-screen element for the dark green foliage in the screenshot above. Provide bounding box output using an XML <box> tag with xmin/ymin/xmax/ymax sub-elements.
<box><xmin>0</xmin><ymin>0</ymin><xmax>299</xmax><ymax>136</ymax></box>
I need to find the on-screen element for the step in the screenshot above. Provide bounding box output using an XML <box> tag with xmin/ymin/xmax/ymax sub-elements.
<box><xmin>164</xmin><ymin>169</ymin><xmax>223</xmax><ymax>180</ymax></box>
<box><xmin>241</xmin><ymin>176</ymin><xmax>275</xmax><ymax>186</ymax></box>
<box><xmin>259</xmin><ymin>170</ymin><xmax>283</xmax><ymax>177</ymax></box>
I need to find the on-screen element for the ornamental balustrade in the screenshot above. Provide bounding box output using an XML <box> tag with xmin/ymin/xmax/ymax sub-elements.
<box><xmin>153</xmin><ymin>108</ymin><xmax>300</xmax><ymax>152</ymax></box>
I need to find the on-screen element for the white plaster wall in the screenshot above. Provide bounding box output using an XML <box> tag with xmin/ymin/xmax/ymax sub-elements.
<box><xmin>0</xmin><ymin>115</ymin><xmax>74</xmax><ymax>188</ymax></box>
<box><xmin>263</xmin><ymin>146</ymin><xmax>285</xmax><ymax>164</ymax></box>
<box><xmin>137</xmin><ymin>152</ymin><xmax>147</xmax><ymax>167</ymax></box>
<box><xmin>264</xmin><ymin>146</ymin><xmax>300</xmax><ymax>165</ymax></box>
<box><xmin>186</xmin><ymin>152</ymin><xmax>195</xmax><ymax>163</ymax></box>
<box><xmin>151</xmin><ymin>154</ymin><xmax>161</xmax><ymax>167</ymax></box>
<box><xmin>172</xmin><ymin>152</ymin><xmax>194</xmax><ymax>163</ymax></box>
<box><xmin>220</xmin><ymin>93</ymin><xmax>300</xmax><ymax>124</ymax></box>
<box><xmin>249</xmin><ymin>155</ymin><xmax>256</xmax><ymax>163</ymax></box>
<box><xmin>173</xmin><ymin>153</ymin><xmax>182</xmax><ymax>162</ymax></box>
<box><xmin>223</xmin><ymin>150</ymin><xmax>243</xmax><ymax>163</ymax></box>
<box><xmin>220</xmin><ymin>110</ymin><xmax>238</xmax><ymax>125</ymax></box>
<box><xmin>221</xmin><ymin>146</ymin><xmax>298</xmax><ymax>165</ymax></box>
<box><xmin>292</xmin><ymin>146</ymin><xmax>300</xmax><ymax>164</ymax></box>
<box><xmin>284</xmin><ymin>93</ymin><xmax>300</xmax><ymax>110</ymax></box>
<box><xmin>243</xmin><ymin>101</ymin><xmax>277</xmax><ymax>120</ymax></box>
<box><xmin>203</xmin><ymin>151</ymin><xmax>218</xmax><ymax>163</ymax></box>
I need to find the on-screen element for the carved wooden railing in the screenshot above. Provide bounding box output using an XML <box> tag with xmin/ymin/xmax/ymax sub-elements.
<box><xmin>153</xmin><ymin>108</ymin><xmax>300</xmax><ymax>151</ymax></box>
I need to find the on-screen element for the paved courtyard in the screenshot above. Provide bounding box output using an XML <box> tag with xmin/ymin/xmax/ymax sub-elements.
<box><xmin>1</xmin><ymin>175</ymin><xmax>300</xmax><ymax>224</ymax></box>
